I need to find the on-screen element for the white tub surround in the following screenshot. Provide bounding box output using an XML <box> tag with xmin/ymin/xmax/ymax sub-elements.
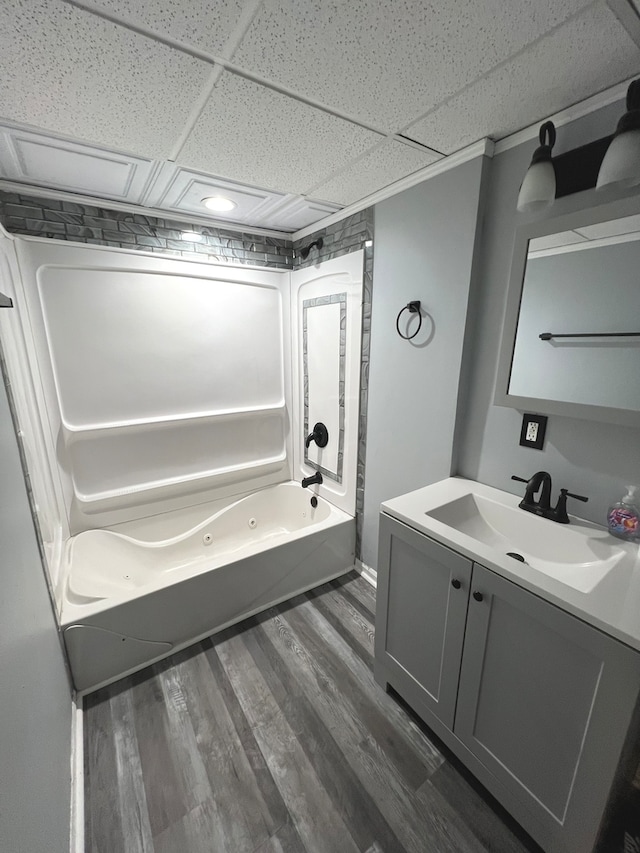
<box><xmin>291</xmin><ymin>251</ymin><xmax>364</xmax><ymax>516</ymax></box>
<box><xmin>1</xmin><ymin>230</ymin><xmax>363</xmax><ymax>691</ymax></box>
<box><xmin>1</xmin><ymin>230</ymin><xmax>364</xmax><ymax>536</ymax></box>
<box><xmin>6</xmin><ymin>235</ymin><xmax>292</xmax><ymax>534</ymax></box>
<box><xmin>63</xmin><ymin>483</ymin><xmax>355</xmax><ymax>693</ymax></box>
<box><xmin>0</xmin><ymin>234</ymin><xmax>68</xmax><ymax>592</ymax></box>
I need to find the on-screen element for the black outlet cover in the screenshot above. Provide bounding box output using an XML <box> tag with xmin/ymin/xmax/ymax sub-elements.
<box><xmin>519</xmin><ymin>413</ymin><xmax>547</xmax><ymax>450</ymax></box>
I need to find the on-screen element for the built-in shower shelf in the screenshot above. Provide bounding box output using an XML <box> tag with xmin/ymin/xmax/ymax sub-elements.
<box><xmin>66</xmin><ymin>404</ymin><xmax>288</xmax><ymax>510</ymax></box>
<box><xmin>59</xmin><ymin>401</ymin><xmax>287</xmax><ymax>437</ymax></box>
<box><xmin>73</xmin><ymin>453</ymin><xmax>288</xmax><ymax>513</ymax></box>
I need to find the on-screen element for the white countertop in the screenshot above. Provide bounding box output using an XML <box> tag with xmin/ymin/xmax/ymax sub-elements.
<box><xmin>381</xmin><ymin>477</ymin><xmax>640</xmax><ymax>653</ymax></box>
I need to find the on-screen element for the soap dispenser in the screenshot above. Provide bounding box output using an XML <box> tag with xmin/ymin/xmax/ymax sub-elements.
<box><xmin>607</xmin><ymin>486</ymin><xmax>640</xmax><ymax>542</ymax></box>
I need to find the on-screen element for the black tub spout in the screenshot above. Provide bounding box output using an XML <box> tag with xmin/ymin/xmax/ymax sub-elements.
<box><xmin>302</xmin><ymin>472</ymin><xmax>323</xmax><ymax>488</ymax></box>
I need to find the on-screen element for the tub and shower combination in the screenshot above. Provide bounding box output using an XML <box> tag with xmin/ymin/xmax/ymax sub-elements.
<box><xmin>1</xmin><ymin>232</ymin><xmax>363</xmax><ymax>693</ymax></box>
<box><xmin>62</xmin><ymin>483</ymin><xmax>355</xmax><ymax>692</ymax></box>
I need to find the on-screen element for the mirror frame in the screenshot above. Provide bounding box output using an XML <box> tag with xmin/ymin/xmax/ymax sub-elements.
<box><xmin>495</xmin><ymin>192</ymin><xmax>640</xmax><ymax>427</ymax></box>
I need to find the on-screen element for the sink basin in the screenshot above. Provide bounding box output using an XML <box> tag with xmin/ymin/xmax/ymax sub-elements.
<box><xmin>426</xmin><ymin>493</ymin><xmax>626</xmax><ymax>593</ymax></box>
<box><xmin>382</xmin><ymin>477</ymin><xmax>640</xmax><ymax>651</ymax></box>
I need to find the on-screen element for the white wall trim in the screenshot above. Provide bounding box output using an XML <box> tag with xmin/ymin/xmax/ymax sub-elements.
<box><xmin>292</xmin><ymin>139</ymin><xmax>494</xmax><ymax>240</ymax></box>
<box><xmin>493</xmin><ymin>75</ymin><xmax>635</xmax><ymax>156</ymax></box>
<box><xmin>0</xmin><ymin>179</ymin><xmax>291</xmax><ymax>241</ymax></box>
<box><xmin>355</xmin><ymin>558</ymin><xmax>377</xmax><ymax>588</ymax></box>
<box><xmin>293</xmin><ymin>73</ymin><xmax>639</xmax><ymax>241</ymax></box>
<box><xmin>70</xmin><ymin>694</ymin><xmax>84</xmax><ymax>853</ymax></box>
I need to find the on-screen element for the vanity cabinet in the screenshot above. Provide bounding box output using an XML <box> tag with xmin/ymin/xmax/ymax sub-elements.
<box><xmin>374</xmin><ymin>514</ymin><xmax>472</xmax><ymax>729</ymax></box>
<box><xmin>375</xmin><ymin>513</ymin><xmax>640</xmax><ymax>853</ymax></box>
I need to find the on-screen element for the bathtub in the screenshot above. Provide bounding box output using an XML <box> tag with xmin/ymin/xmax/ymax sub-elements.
<box><xmin>61</xmin><ymin>482</ymin><xmax>355</xmax><ymax>692</ymax></box>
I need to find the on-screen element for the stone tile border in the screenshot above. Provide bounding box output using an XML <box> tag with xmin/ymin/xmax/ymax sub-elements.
<box><xmin>0</xmin><ymin>191</ymin><xmax>293</xmax><ymax>269</ymax></box>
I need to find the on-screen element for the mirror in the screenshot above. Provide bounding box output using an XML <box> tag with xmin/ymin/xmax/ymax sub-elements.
<box><xmin>496</xmin><ymin>195</ymin><xmax>640</xmax><ymax>426</ymax></box>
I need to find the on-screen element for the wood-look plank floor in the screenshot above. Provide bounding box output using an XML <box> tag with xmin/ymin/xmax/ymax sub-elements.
<box><xmin>84</xmin><ymin>571</ymin><xmax>541</xmax><ymax>853</ymax></box>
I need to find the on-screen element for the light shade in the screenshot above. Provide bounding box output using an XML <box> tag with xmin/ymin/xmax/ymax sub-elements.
<box><xmin>596</xmin><ymin>80</ymin><xmax>640</xmax><ymax>190</ymax></box>
<box><xmin>517</xmin><ymin>160</ymin><xmax>556</xmax><ymax>212</ymax></box>
<box><xmin>517</xmin><ymin>121</ymin><xmax>556</xmax><ymax>213</ymax></box>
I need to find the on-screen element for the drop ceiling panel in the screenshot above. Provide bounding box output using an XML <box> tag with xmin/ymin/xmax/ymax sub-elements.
<box><xmin>0</xmin><ymin>127</ymin><xmax>155</xmax><ymax>201</ymax></box>
<box><xmin>76</xmin><ymin>0</ymin><xmax>245</xmax><ymax>55</ymax></box>
<box><xmin>178</xmin><ymin>72</ymin><xmax>383</xmax><ymax>195</ymax></box>
<box><xmin>233</xmin><ymin>0</ymin><xmax>596</xmax><ymax>132</ymax></box>
<box><xmin>143</xmin><ymin>163</ymin><xmax>340</xmax><ymax>230</ymax></box>
<box><xmin>405</xmin><ymin>3</ymin><xmax>639</xmax><ymax>154</ymax></box>
<box><xmin>262</xmin><ymin>197</ymin><xmax>341</xmax><ymax>231</ymax></box>
<box><xmin>310</xmin><ymin>139</ymin><xmax>442</xmax><ymax>206</ymax></box>
<box><xmin>145</xmin><ymin>164</ymin><xmax>285</xmax><ymax>221</ymax></box>
<box><xmin>0</xmin><ymin>0</ymin><xmax>211</xmax><ymax>160</ymax></box>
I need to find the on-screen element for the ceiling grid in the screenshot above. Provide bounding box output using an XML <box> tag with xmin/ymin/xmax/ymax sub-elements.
<box><xmin>0</xmin><ymin>0</ymin><xmax>637</xmax><ymax>232</ymax></box>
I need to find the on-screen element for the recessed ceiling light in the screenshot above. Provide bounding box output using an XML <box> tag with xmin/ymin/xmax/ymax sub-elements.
<box><xmin>181</xmin><ymin>231</ymin><xmax>204</xmax><ymax>242</ymax></box>
<box><xmin>202</xmin><ymin>196</ymin><xmax>236</xmax><ymax>212</ymax></box>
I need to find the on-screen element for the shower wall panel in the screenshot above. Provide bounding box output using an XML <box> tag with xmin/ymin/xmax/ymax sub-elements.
<box><xmin>291</xmin><ymin>251</ymin><xmax>363</xmax><ymax>515</ymax></box>
<box><xmin>0</xmin><ymin>232</ymin><xmax>68</xmax><ymax>591</ymax></box>
<box><xmin>12</xmin><ymin>237</ymin><xmax>291</xmax><ymax>531</ymax></box>
<box><xmin>304</xmin><ymin>297</ymin><xmax>343</xmax><ymax>478</ymax></box>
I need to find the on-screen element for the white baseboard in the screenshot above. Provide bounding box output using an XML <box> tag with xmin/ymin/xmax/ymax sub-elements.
<box><xmin>355</xmin><ymin>558</ymin><xmax>377</xmax><ymax>588</ymax></box>
<box><xmin>70</xmin><ymin>693</ymin><xmax>84</xmax><ymax>853</ymax></box>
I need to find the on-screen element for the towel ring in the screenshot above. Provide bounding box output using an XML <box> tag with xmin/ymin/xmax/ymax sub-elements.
<box><xmin>396</xmin><ymin>301</ymin><xmax>422</xmax><ymax>340</ymax></box>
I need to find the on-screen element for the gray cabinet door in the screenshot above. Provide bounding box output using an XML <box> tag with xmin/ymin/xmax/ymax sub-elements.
<box><xmin>455</xmin><ymin>563</ymin><xmax>640</xmax><ymax>853</ymax></box>
<box><xmin>375</xmin><ymin>514</ymin><xmax>472</xmax><ymax>730</ymax></box>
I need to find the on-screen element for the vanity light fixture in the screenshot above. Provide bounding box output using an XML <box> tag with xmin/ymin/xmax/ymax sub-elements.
<box><xmin>517</xmin><ymin>121</ymin><xmax>556</xmax><ymax>212</ymax></box>
<box><xmin>596</xmin><ymin>79</ymin><xmax>640</xmax><ymax>190</ymax></box>
<box><xmin>201</xmin><ymin>195</ymin><xmax>236</xmax><ymax>212</ymax></box>
<box><xmin>516</xmin><ymin>79</ymin><xmax>640</xmax><ymax>211</ymax></box>
<box><xmin>181</xmin><ymin>231</ymin><xmax>204</xmax><ymax>242</ymax></box>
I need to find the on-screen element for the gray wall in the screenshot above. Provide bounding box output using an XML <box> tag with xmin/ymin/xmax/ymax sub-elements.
<box><xmin>455</xmin><ymin>96</ymin><xmax>640</xmax><ymax>527</ymax></box>
<box><xmin>0</xmin><ymin>374</ymin><xmax>72</xmax><ymax>852</ymax></box>
<box><xmin>362</xmin><ymin>155</ymin><xmax>488</xmax><ymax>568</ymax></box>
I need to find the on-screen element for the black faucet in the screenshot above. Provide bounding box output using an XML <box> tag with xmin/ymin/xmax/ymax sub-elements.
<box><xmin>512</xmin><ymin>473</ymin><xmax>588</xmax><ymax>523</ymax></box>
<box><xmin>302</xmin><ymin>471</ymin><xmax>323</xmax><ymax>488</ymax></box>
<box><xmin>512</xmin><ymin>472</ymin><xmax>552</xmax><ymax>516</ymax></box>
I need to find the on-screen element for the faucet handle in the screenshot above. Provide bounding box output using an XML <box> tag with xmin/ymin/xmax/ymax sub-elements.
<box><xmin>564</xmin><ymin>489</ymin><xmax>588</xmax><ymax>503</ymax></box>
<box><xmin>511</xmin><ymin>475</ymin><xmax>529</xmax><ymax>484</ymax></box>
<box><xmin>305</xmin><ymin>422</ymin><xmax>329</xmax><ymax>448</ymax></box>
<box><xmin>551</xmin><ymin>488</ymin><xmax>589</xmax><ymax>524</ymax></box>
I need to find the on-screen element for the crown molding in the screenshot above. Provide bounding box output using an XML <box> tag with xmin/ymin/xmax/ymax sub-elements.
<box><xmin>607</xmin><ymin>0</ymin><xmax>640</xmax><ymax>49</ymax></box>
<box><xmin>292</xmin><ymin>138</ymin><xmax>494</xmax><ymax>240</ymax></box>
<box><xmin>293</xmin><ymin>74</ymin><xmax>640</xmax><ymax>241</ymax></box>
<box><xmin>493</xmin><ymin>75</ymin><xmax>634</xmax><ymax>156</ymax></box>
